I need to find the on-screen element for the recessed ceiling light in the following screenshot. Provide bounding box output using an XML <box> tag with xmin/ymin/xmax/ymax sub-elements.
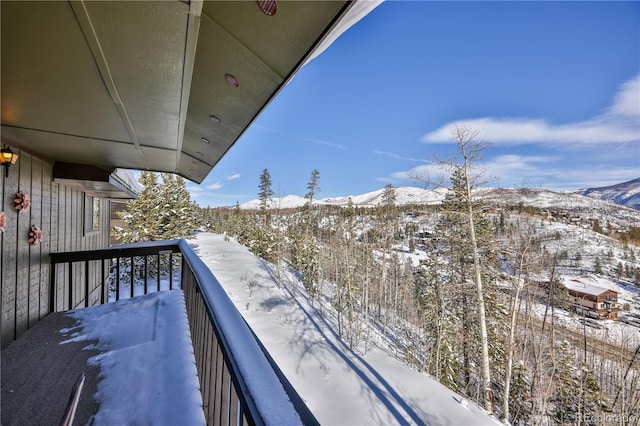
<box><xmin>209</xmin><ymin>115</ymin><xmax>221</xmax><ymax>124</ymax></box>
<box><xmin>196</xmin><ymin>151</ymin><xmax>203</xmax><ymax>157</ymax></box>
<box><xmin>224</xmin><ymin>74</ymin><xmax>239</xmax><ymax>88</ymax></box>
<box><xmin>201</xmin><ymin>138</ymin><xmax>210</xmax><ymax>144</ymax></box>
<box><xmin>257</xmin><ymin>0</ymin><xmax>277</xmax><ymax>16</ymax></box>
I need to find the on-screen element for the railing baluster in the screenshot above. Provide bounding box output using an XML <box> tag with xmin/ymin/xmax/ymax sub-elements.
<box><xmin>230</xmin><ymin>386</ymin><xmax>240</xmax><ymax>426</ymax></box>
<box><xmin>214</xmin><ymin>345</ymin><xmax>224</xmax><ymax>425</ymax></box>
<box><xmin>201</xmin><ymin>303</ymin><xmax>211</xmax><ymax>421</ymax></box>
<box><xmin>223</xmin><ymin>360</ymin><xmax>233</xmax><ymax>425</ymax></box>
<box><xmin>116</xmin><ymin>257</ymin><xmax>120</xmax><ymax>301</ymax></box>
<box><xmin>68</xmin><ymin>262</ymin><xmax>73</xmax><ymax>310</ymax></box>
<box><xmin>101</xmin><ymin>259</ymin><xmax>105</xmax><ymax>305</ymax></box>
<box><xmin>157</xmin><ymin>253</ymin><xmax>161</xmax><ymax>291</ymax></box>
<box><xmin>169</xmin><ymin>253</ymin><xmax>173</xmax><ymax>290</ymax></box>
<box><xmin>144</xmin><ymin>255</ymin><xmax>148</xmax><ymax>295</ymax></box>
<box><xmin>49</xmin><ymin>262</ymin><xmax>56</xmax><ymax>313</ymax></box>
<box><xmin>130</xmin><ymin>256</ymin><xmax>134</xmax><ymax>298</ymax></box>
<box><xmin>84</xmin><ymin>260</ymin><xmax>89</xmax><ymax>308</ymax></box>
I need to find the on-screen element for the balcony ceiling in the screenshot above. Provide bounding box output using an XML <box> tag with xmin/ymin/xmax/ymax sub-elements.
<box><xmin>1</xmin><ymin>0</ymin><xmax>354</xmax><ymax>184</ymax></box>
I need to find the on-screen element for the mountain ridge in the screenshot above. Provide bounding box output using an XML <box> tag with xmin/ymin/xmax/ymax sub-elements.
<box><xmin>578</xmin><ymin>177</ymin><xmax>640</xmax><ymax>210</ymax></box>
<box><xmin>238</xmin><ymin>180</ymin><xmax>640</xmax><ymax>213</ymax></box>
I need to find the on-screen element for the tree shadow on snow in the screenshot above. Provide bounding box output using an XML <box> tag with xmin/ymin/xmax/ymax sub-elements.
<box><xmin>258</xmin><ymin>259</ymin><xmax>427</xmax><ymax>426</ymax></box>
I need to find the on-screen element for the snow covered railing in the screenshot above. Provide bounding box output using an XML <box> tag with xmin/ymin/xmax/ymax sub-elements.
<box><xmin>50</xmin><ymin>240</ymin><xmax>317</xmax><ymax>426</ymax></box>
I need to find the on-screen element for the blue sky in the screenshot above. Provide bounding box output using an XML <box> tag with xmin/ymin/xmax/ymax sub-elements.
<box><xmin>188</xmin><ymin>1</ymin><xmax>640</xmax><ymax>207</ymax></box>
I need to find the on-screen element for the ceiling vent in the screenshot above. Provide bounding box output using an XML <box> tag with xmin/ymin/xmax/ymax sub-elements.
<box><xmin>257</xmin><ymin>0</ymin><xmax>277</xmax><ymax>16</ymax></box>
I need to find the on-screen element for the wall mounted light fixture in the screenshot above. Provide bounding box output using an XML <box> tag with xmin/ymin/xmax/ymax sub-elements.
<box><xmin>1</xmin><ymin>146</ymin><xmax>19</xmax><ymax>177</ymax></box>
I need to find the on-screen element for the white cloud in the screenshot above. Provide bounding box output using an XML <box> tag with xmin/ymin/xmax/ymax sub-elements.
<box><xmin>608</xmin><ymin>74</ymin><xmax>640</xmax><ymax>118</ymax></box>
<box><xmin>373</xmin><ymin>151</ymin><xmax>427</xmax><ymax>163</ymax></box>
<box><xmin>255</xmin><ymin>125</ymin><xmax>347</xmax><ymax>150</ymax></box>
<box><xmin>206</xmin><ymin>182</ymin><xmax>223</xmax><ymax>190</ymax></box>
<box><xmin>224</xmin><ymin>173</ymin><xmax>240</xmax><ymax>181</ymax></box>
<box><xmin>480</xmin><ymin>154</ymin><xmax>559</xmax><ymax>180</ymax></box>
<box><xmin>526</xmin><ymin>166</ymin><xmax>640</xmax><ymax>191</ymax></box>
<box><xmin>391</xmin><ymin>163</ymin><xmax>451</xmax><ymax>185</ymax></box>
<box><xmin>422</xmin><ymin>74</ymin><xmax>640</xmax><ymax>146</ymax></box>
<box><xmin>388</xmin><ymin>152</ymin><xmax>640</xmax><ymax>191</ymax></box>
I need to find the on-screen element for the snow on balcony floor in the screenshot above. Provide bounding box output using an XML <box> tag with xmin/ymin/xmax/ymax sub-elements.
<box><xmin>2</xmin><ymin>289</ymin><xmax>204</xmax><ymax>426</ymax></box>
<box><xmin>60</xmin><ymin>289</ymin><xmax>205</xmax><ymax>425</ymax></box>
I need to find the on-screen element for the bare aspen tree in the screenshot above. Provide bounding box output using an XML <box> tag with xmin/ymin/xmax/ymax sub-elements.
<box><xmin>379</xmin><ymin>184</ymin><xmax>397</xmax><ymax>334</ymax></box>
<box><xmin>503</xmin><ymin>231</ymin><xmax>534</xmax><ymax>423</ymax></box>
<box><xmin>412</xmin><ymin>125</ymin><xmax>495</xmax><ymax>414</ymax></box>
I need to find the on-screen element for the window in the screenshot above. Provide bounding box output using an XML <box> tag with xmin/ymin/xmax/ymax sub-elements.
<box><xmin>84</xmin><ymin>195</ymin><xmax>101</xmax><ymax>234</ymax></box>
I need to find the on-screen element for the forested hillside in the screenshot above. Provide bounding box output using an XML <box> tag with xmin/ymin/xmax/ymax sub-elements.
<box><xmin>198</xmin><ymin>180</ymin><xmax>640</xmax><ymax>424</ymax></box>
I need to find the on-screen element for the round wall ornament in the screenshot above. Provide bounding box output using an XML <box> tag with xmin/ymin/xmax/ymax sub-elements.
<box><xmin>28</xmin><ymin>224</ymin><xmax>43</xmax><ymax>245</ymax></box>
<box><xmin>14</xmin><ymin>192</ymin><xmax>31</xmax><ymax>214</ymax></box>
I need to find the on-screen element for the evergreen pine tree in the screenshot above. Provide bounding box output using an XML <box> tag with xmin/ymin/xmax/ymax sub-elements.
<box><xmin>304</xmin><ymin>169</ymin><xmax>321</xmax><ymax>209</ymax></box>
<box><xmin>414</xmin><ymin>254</ymin><xmax>462</xmax><ymax>391</ymax></box>
<box><xmin>289</xmin><ymin>229</ymin><xmax>320</xmax><ymax>294</ymax></box>
<box><xmin>113</xmin><ymin>171</ymin><xmax>197</xmax><ymax>242</ymax></box>
<box><xmin>155</xmin><ymin>173</ymin><xmax>198</xmax><ymax>240</ymax></box>
<box><xmin>508</xmin><ymin>362</ymin><xmax>532</xmax><ymax>425</ymax></box>
<box><xmin>381</xmin><ymin>184</ymin><xmax>396</xmax><ymax>220</ymax></box>
<box><xmin>258</xmin><ymin>168</ymin><xmax>274</xmax><ymax>226</ymax></box>
<box><xmin>114</xmin><ymin>171</ymin><xmax>160</xmax><ymax>242</ymax></box>
<box><xmin>553</xmin><ymin>340</ymin><xmax>603</xmax><ymax>426</ymax></box>
<box><xmin>594</xmin><ymin>257</ymin><xmax>602</xmax><ymax>274</ymax></box>
<box><xmin>111</xmin><ymin>171</ymin><xmax>197</xmax><ymax>286</ymax></box>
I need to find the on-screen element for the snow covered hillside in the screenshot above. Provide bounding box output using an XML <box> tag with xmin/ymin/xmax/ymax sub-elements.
<box><xmin>190</xmin><ymin>233</ymin><xmax>499</xmax><ymax>426</ymax></box>
<box><xmin>579</xmin><ymin>177</ymin><xmax>640</xmax><ymax>210</ymax></box>
<box><xmin>199</xmin><ymin>185</ymin><xmax>640</xmax><ymax>422</ymax></box>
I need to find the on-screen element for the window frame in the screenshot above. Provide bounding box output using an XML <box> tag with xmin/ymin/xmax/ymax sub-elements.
<box><xmin>84</xmin><ymin>194</ymin><xmax>101</xmax><ymax>235</ymax></box>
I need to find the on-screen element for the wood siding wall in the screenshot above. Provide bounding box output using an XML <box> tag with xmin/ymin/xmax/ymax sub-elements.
<box><xmin>1</xmin><ymin>149</ymin><xmax>110</xmax><ymax>348</ymax></box>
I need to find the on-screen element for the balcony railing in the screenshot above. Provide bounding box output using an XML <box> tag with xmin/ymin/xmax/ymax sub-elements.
<box><xmin>50</xmin><ymin>240</ymin><xmax>317</xmax><ymax>426</ymax></box>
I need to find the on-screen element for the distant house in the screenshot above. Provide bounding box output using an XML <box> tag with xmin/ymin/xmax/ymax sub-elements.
<box><xmin>539</xmin><ymin>210</ymin><xmax>553</xmax><ymax>219</ymax></box>
<box><xmin>563</xmin><ymin>278</ymin><xmax>620</xmax><ymax>320</ymax></box>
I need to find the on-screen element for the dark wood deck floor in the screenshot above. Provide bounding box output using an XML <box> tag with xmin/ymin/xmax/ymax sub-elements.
<box><xmin>1</xmin><ymin>312</ymin><xmax>101</xmax><ymax>426</ymax></box>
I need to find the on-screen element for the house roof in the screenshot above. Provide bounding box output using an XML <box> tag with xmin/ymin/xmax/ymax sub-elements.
<box><xmin>1</xmin><ymin>1</ymin><xmax>378</xmax><ymax>193</ymax></box>
<box><xmin>563</xmin><ymin>278</ymin><xmax>616</xmax><ymax>296</ymax></box>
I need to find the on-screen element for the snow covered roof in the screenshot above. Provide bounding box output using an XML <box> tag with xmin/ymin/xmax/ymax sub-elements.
<box><xmin>563</xmin><ymin>278</ymin><xmax>616</xmax><ymax>296</ymax></box>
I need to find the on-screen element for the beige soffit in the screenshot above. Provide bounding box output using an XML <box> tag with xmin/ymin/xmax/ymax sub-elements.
<box><xmin>1</xmin><ymin>1</ymin><xmax>376</xmax><ymax>185</ymax></box>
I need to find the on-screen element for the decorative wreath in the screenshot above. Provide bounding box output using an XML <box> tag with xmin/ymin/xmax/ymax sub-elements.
<box><xmin>14</xmin><ymin>191</ymin><xmax>31</xmax><ymax>214</ymax></box>
<box><xmin>0</xmin><ymin>211</ymin><xmax>6</xmax><ymax>233</ymax></box>
<box><xmin>28</xmin><ymin>225</ymin><xmax>43</xmax><ymax>245</ymax></box>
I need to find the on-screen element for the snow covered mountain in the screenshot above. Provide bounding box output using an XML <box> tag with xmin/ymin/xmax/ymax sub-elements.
<box><xmin>322</xmin><ymin>186</ymin><xmax>448</xmax><ymax>207</ymax></box>
<box><xmin>578</xmin><ymin>177</ymin><xmax>640</xmax><ymax>210</ymax></box>
<box><xmin>239</xmin><ymin>183</ymin><xmax>640</xmax><ymax>215</ymax></box>
<box><xmin>239</xmin><ymin>186</ymin><xmax>448</xmax><ymax>209</ymax></box>
<box><xmin>240</xmin><ymin>194</ymin><xmax>310</xmax><ymax>210</ymax></box>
